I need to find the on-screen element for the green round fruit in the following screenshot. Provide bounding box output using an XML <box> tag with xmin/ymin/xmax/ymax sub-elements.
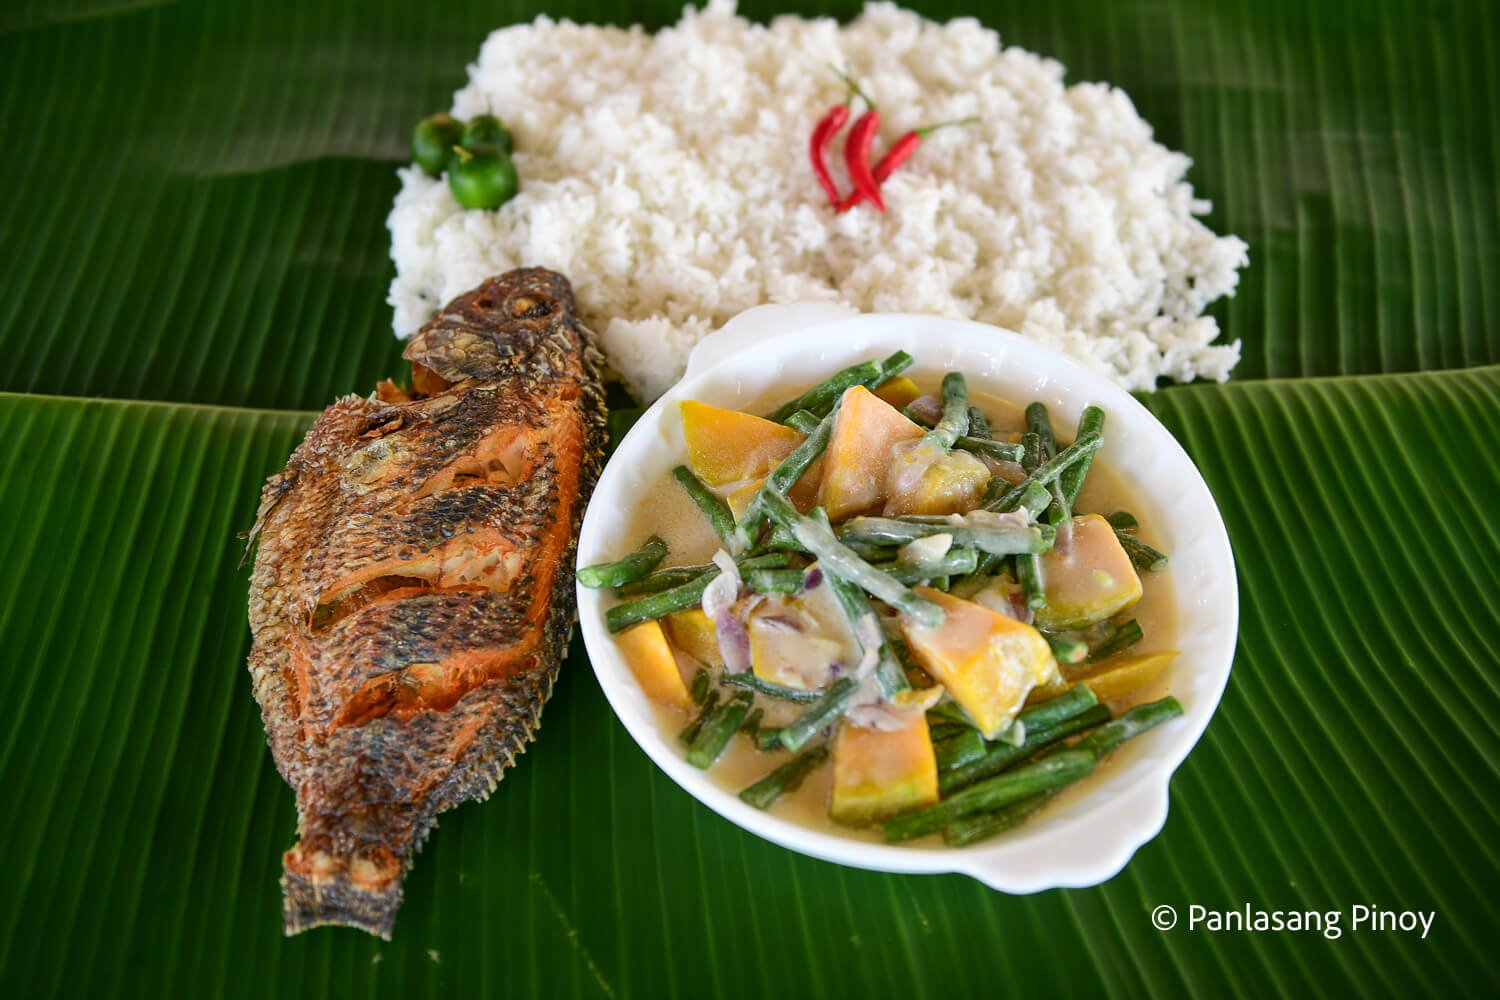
<box><xmin>461</xmin><ymin>114</ymin><xmax>514</xmax><ymax>155</ymax></box>
<box><xmin>447</xmin><ymin>147</ymin><xmax>520</xmax><ymax>210</ymax></box>
<box><xmin>412</xmin><ymin>112</ymin><xmax>463</xmax><ymax>177</ymax></box>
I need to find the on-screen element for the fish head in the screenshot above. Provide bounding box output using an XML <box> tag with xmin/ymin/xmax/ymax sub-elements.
<box><xmin>403</xmin><ymin>268</ymin><xmax>578</xmax><ymax>384</ymax></box>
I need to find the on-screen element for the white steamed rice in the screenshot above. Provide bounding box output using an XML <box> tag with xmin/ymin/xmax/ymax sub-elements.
<box><xmin>387</xmin><ymin>1</ymin><xmax>1249</xmax><ymax>401</ymax></box>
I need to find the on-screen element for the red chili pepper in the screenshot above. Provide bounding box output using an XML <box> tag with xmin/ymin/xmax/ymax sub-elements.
<box><xmin>809</xmin><ymin>103</ymin><xmax>850</xmax><ymax>206</ymax></box>
<box><xmin>837</xmin><ymin>117</ymin><xmax>980</xmax><ymax>213</ymax></box>
<box><xmin>844</xmin><ymin>109</ymin><xmax>886</xmax><ymax>212</ymax></box>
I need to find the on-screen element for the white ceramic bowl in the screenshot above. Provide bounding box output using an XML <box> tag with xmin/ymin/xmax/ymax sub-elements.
<box><xmin>575</xmin><ymin>304</ymin><xmax>1237</xmax><ymax>891</ymax></box>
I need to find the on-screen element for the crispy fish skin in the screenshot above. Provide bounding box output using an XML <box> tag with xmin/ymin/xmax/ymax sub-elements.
<box><xmin>245</xmin><ymin>269</ymin><xmax>606</xmax><ymax>939</ymax></box>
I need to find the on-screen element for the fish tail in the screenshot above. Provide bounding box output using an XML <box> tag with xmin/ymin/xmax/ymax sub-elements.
<box><xmin>281</xmin><ymin>841</ymin><xmax>403</xmax><ymax>940</ymax></box>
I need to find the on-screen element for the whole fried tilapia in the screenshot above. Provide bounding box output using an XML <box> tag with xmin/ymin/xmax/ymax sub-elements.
<box><xmin>245</xmin><ymin>269</ymin><xmax>606</xmax><ymax>939</ymax></box>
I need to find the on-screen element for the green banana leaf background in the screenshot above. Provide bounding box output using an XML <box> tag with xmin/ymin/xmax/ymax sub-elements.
<box><xmin>2</xmin><ymin>0</ymin><xmax>1497</xmax><ymax>995</ymax></box>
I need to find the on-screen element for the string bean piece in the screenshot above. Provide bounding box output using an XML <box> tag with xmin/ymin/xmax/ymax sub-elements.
<box><xmin>939</xmin><ymin>703</ymin><xmax>1110</xmax><ymax>794</ymax></box>
<box><xmin>1090</xmin><ymin>619</ymin><xmax>1144</xmax><ymax>661</ymax></box>
<box><xmin>1047</xmin><ymin>634</ymin><xmax>1090</xmax><ymax>664</ymax></box>
<box><xmin>721</xmin><ymin>671</ymin><xmax>823</xmax><ymax>703</ymax></box>
<box><xmin>672</xmin><ymin>465</ymin><xmax>737</xmax><ymax>544</ymax></box>
<box><xmin>755</xmin><ymin>726</ymin><xmax>786</xmax><ymax>751</ymax></box>
<box><xmin>923</xmin><ymin>373</ymin><xmax>971</xmax><ymax>450</ymax></box>
<box><xmin>1105</xmin><ymin>510</ymin><xmax>1138</xmax><ymax>531</ymax></box>
<box><xmin>839</xmin><ymin>515</ymin><xmax>1053</xmax><ymax>557</ymax></box>
<box><xmin>1017</xmin><ymin>683</ymin><xmax>1099</xmax><ymax>731</ymax></box>
<box><xmin>577</xmin><ymin>536</ymin><xmax>669</xmax><ymax>589</ymax></box>
<box><xmin>778</xmin><ymin>677</ymin><xmax>858</xmax><ymax>752</ymax></box>
<box><xmin>876</xmin><ymin>547</ymin><xmax>980</xmax><ymax>583</ymax></box>
<box><xmin>679</xmin><ymin>689</ymin><xmax>720</xmax><ymax>744</ymax></box>
<box><xmin>896</xmin><ymin>411</ymin><xmax>1023</xmax><ymax>461</ymax></box>
<box><xmin>686</xmin><ymin>690</ymin><xmax>754</xmax><ymax>768</ymax></box>
<box><xmin>966</xmin><ymin>406</ymin><xmax>992</xmax><ymax>440</ymax></box>
<box><xmin>885</xmin><ymin>750</ymin><xmax>1096</xmax><ymax>842</ymax></box>
<box><xmin>1073</xmin><ymin>696</ymin><xmax>1183</xmax><ymax>757</ymax></box>
<box><xmin>690</xmin><ymin>668</ymin><xmax>711</xmax><ymax>705</ymax></box>
<box><xmin>1116</xmin><ymin>530</ymin><xmax>1169</xmax><ymax>572</ymax></box>
<box><xmin>934</xmin><ymin>729</ymin><xmax>987</xmax><ymax>771</ymax></box>
<box><xmin>986</xmin><ymin>434</ymin><xmax>1102</xmax><ymax>513</ymax></box>
<box><xmin>737</xmin><ymin>404</ymin><xmax>839</xmax><ymax>547</ymax></box>
<box><xmin>739</xmin><ymin>745</ymin><xmax>831</xmax><ymax>809</ymax></box>
<box><xmin>1025</xmin><ymin>403</ymin><xmax>1056</xmax><ymax>459</ymax></box>
<box><xmin>824</xmin><ymin>559</ymin><xmax>909</xmax><ymax>697</ymax></box>
<box><xmin>1016</xmin><ymin>553</ymin><xmax>1046</xmax><ymax>609</ymax></box>
<box><xmin>785</xmin><ymin>410</ymin><xmax>822</xmax><ymax>434</ymax></box>
<box><xmin>763</xmin><ymin>492</ymin><xmax>944</xmax><ymax>626</ymax></box>
<box><xmin>942</xmin><ymin>792</ymin><xmax>1055</xmax><ymax>846</ymax></box>
<box><xmin>767</xmin><ymin>360</ymin><xmax>880</xmax><ymax>423</ymax></box>
<box><xmin>740</xmin><ymin>707</ymin><xmax>764</xmax><ymax>736</ymax></box>
<box><xmin>606</xmin><ymin>572</ymin><xmax>718</xmax><ymax>633</ymax></box>
<box><xmin>616</xmin><ymin>552</ymin><xmax>792</xmax><ymax>596</ymax></box>
<box><xmin>1058</xmin><ymin>406</ymin><xmax>1106</xmax><ymax>507</ymax></box>
<box><xmin>744</xmin><ymin>568</ymin><xmax>806</xmax><ymax>594</ymax></box>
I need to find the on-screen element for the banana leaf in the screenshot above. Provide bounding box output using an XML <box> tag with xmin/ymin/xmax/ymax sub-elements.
<box><xmin>1</xmin><ymin>0</ymin><xmax>1497</xmax><ymax>996</ymax></box>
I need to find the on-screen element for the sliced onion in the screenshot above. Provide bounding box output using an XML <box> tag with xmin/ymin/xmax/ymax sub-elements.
<box><xmin>906</xmin><ymin>394</ymin><xmax>944</xmax><ymax>424</ymax></box>
<box><xmin>715</xmin><ymin>609</ymin><xmax>752</xmax><ymax>674</ymax></box>
<box><xmin>701</xmin><ymin>549</ymin><xmax>741</xmax><ymax>620</ymax></box>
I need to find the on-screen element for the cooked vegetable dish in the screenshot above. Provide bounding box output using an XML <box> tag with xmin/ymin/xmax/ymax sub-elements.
<box><xmin>582</xmin><ymin>354</ymin><xmax>1183</xmax><ymax>845</ymax></box>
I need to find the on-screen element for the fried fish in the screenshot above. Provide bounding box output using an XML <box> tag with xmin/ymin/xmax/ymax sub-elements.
<box><xmin>245</xmin><ymin>268</ymin><xmax>606</xmax><ymax>938</ymax></box>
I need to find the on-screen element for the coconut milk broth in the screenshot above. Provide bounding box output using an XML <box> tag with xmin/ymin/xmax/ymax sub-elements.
<box><xmin>619</xmin><ymin>384</ymin><xmax>1178</xmax><ymax>841</ymax></box>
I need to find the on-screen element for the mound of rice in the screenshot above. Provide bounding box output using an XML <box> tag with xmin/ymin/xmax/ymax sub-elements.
<box><xmin>388</xmin><ymin>1</ymin><xmax>1248</xmax><ymax>401</ymax></box>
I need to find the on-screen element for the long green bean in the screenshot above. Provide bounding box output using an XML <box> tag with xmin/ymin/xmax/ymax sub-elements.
<box><xmin>744</xmin><ymin>568</ymin><xmax>806</xmax><ymax>594</ymax></box>
<box><xmin>839</xmin><ymin>515</ymin><xmax>1052</xmax><ymax>557</ymax></box>
<box><xmin>778</xmin><ymin>677</ymin><xmax>858</xmax><ymax>752</ymax></box>
<box><xmin>825</xmin><ymin>561</ymin><xmax>909</xmax><ymax>697</ymax></box>
<box><xmin>616</xmin><ymin>552</ymin><xmax>791</xmax><ymax>596</ymax></box>
<box><xmin>877</xmin><ymin>547</ymin><xmax>980</xmax><ymax>583</ymax></box>
<box><xmin>939</xmin><ymin>703</ymin><xmax>1110</xmax><ymax>794</ymax></box>
<box><xmin>1089</xmin><ymin>619</ymin><xmax>1144</xmax><ymax>660</ymax></box>
<box><xmin>1073</xmin><ymin>696</ymin><xmax>1182</xmax><ymax>757</ymax></box>
<box><xmin>1017</xmin><ymin>683</ymin><xmax>1099</xmax><ymax>731</ymax></box>
<box><xmin>1058</xmin><ymin>406</ymin><xmax>1106</xmax><ymax>507</ymax></box>
<box><xmin>721</xmin><ymin>671</ymin><xmax>823</xmax><ymax>703</ymax></box>
<box><xmin>737</xmin><ymin>404</ymin><xmax>839</xmax><ymax>547</ymax></box>
<box><xmin>1116</xmin><ymin>530</ymin><xmax>1169</xmax><ymax>572</ymax></box>
<box><xmin>934</xmin><ymin>729</ymin><xmax>987</xmax><ymax>771</ymax></box>
<box><xmin>1105</xmin><ymin>510</ymin><xmax>1138</xmax><ymax>531</ymax></box>
<box><xmin>606</xmin><ymin>572</ymin><xmax>717</xmax><ymax>633</ymax></box>
<box><xmin>672</xmin><ymin>465</ymin><xmax>736</xmax><ymax>544</ymax></box>
<box><xmin>577</xmin><ymin>536</ymin><xmax>669</xmax><ymax>589</ymax></box>
<box><xmin>739</xmin><ymin>745</ymin><xmax>830</xmax><ymax>809</ymax></box>
<box><xmin>966</xmin><ymin>406</ymin><xmax>992</xmax><ymax>440</ymax></box>
<box><xmin>985</xmin><ymin>433</ymin><xmax>1102</xmax><ymax>512</ymax></box>
<box><xmin>923</xmin><ymin>372</ymin><xmax>970</xmax><ymax>450</ymax></box>
<box><xmin>686</xmin><ymin>690</ymin><xmax>753</xmax><ymax>768</ymax></box>
<box><xmin>679</xmin><ymin>689</ymin><xmax>720</xmax><ymax>744</ymax></box>
<box><xmin>762</xmin><ymin>491</ymin><xmax>943</xmax><ymax>627</ymax></box>
<box><xmin>885</xmin><ymin>751</ymin><xmax>1096</xmax><ymax>842</ymax></box>
<box><xmin>942</xmin><ymin>791</ymin><xmax>1056</xmax><ymax>846</ymax></box>
<box><xmin>767</xmin><ymin>360</ymin><xmax>880</xmax><ymax>423</ymax></box>
<box><xmin>785</xmin><ymin>410</ymin><xmax>822</xmax><ymax>434</ymax></box>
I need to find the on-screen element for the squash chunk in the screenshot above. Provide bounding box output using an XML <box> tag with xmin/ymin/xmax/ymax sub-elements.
<box><xmin>1078</xmin><ymin>650</ymin><xmax>1177</xmax><ymax>702</ymax></box>
<box><xmin>617</xmin><ymin>621</ymin><xmax>694</xmax><ymax>710</ymax></box>
<box><xmin>885</xmin><ymin>448</ymin><xmax>991</xmax><ymax>516</ymax></box>
<box><xmin>817</xmin><ymin>386</ymin><xmax>925</xmax><ymax>520</ymax></box>
<box><xmin>900</xmin><ymin>587</ymin><xmax>1059</xmax><ymax>739</ymax></box>
<box><xmin>725</xmin><ymin>463</ymin><xmax>824</xmax><ymax>519</ymax></box>
<box><xmin>1032</xmin><ymin>514</ymin><xmax>1143</xmax><ymax>630</ymax></box>
<box><xmin>680</xmin><ymin>400</ymin><xmax>804</xmax><ymax>486</ymax></box>
<box><xmin>830</xmin><ymin>717</ymin><xmax>939</xmax><ymax>825</ymax></box>
<box><xmin>873</xmin><ymin>375</ymin><xmax>922</xmax><ymax>410</ymax></box>
<box><xmin>664</xmin><ymin>608</ymin><xmax>720</xmax><ymax>667</ymax></box>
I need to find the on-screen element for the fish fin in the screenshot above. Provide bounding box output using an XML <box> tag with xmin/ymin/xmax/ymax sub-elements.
<box><xmin>281</xmin><ymin>847</ymin><xmax>403</xmax><ymax>940</ymax></box>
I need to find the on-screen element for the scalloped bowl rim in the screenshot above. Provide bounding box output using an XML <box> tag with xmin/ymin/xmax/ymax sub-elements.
<box><xmin>575</xmin><ymin>305</ymin><xmax>1237</xmax><ymax>892</ymax></box>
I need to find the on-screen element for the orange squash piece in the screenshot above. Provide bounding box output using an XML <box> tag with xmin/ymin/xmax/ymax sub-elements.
<box><xmin>817</xmin><ymin>386</ymin><xmax>925</xmax><ymax>520</ymax></box>
<box><xmin>900</xmin><ymin>587</ymin><xmax>1059</xmax><ymax>739</ymax></box>
<box><xmin>617</xmin><ymin>621</ymin><xmax>694</xmax><ymax>710</ymax></box>
<box><xmin>680</xmin><ymin>400</ymin><xmax>804</xmax><ymax>486</ymax></box>
<box><xmin>830</xmin><ymin>716</ymin><xmax>939</xmax><ymax>824</ymax></box>
<box><xmin>873</xmin><ymin>375</ymin><xmax>922</xmax><ymax>410</ymax></box>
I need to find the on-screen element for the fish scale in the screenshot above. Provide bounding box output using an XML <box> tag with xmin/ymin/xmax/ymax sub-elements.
<box><xmin>244</xmin><ymin>269</ymin><xmax>606</xmax><ymax>939</ymax></box>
